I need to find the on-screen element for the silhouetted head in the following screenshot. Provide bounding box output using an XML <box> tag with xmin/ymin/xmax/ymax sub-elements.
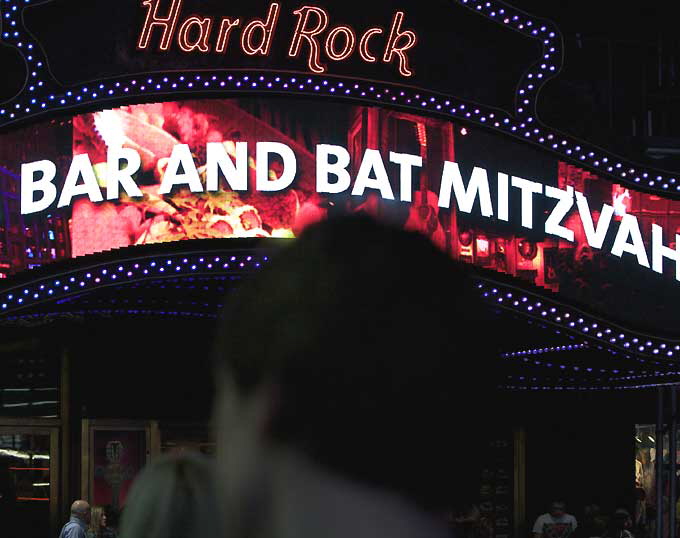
<box><xmin>550</xmin><ymin>501</ymin><xmax>567</xmax><ymax>519</ymax></box>
<box><xmin>213</xmin><ymin>216</ymin><xmax>500</xmax><ymax>517</ymax></box>
<box><xmin>119</xmin><ymin>452</ymin><xmax>220</xmax><ymax>538</ymax></box>
<box><xmin>71</xmin><ymin>500</ymin><xmax>91</xmax><ymax>523</ymax></box>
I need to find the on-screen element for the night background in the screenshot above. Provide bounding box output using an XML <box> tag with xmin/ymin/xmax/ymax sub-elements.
<box><xmin>1</xmin><ymin>2</ymin><xmax>680</xmax><ymax>538</ymax></box>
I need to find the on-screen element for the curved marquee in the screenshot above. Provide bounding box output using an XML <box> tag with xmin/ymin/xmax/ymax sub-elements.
<box><xmin>0</xmin><ymin>0</ymin><xmax>678</xmax><ymax>197</ymax></box>
<box><xmin>0</xmin><ymin>0</ymin><xmax>679</xmax><ymax>390</ymax></box>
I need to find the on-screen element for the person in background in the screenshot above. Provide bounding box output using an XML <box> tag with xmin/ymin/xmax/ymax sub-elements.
<box><xmin>602</xmin><ymin>508</ymin><xmax>634</xmax><ymax>538</ymax></box>
<box><xmin>646</xmin><ymin>504</ymin><xmax>657</xmax><ymax>538</ymax></box>
<box><xmin>118</xmin><ymin>452</ymin><xmax>221</xmax><ymax>538</ymax></box>
<box><xmin>103</xmin><ymin>506</ymin><xmax>121</xmax><ymax>538</ymax></box>
<box><xmin>634</xmin><ymin>488</ymin><xmax>647</xmax><ymax>538</ymax></box>
<box><xmin>212</xmin><ymin>216</ymin><xmax>500</xmax><ymax>538</ymax></box>
<box><xmin>59</xmin><ymin>500</ymin><xmax>91</xmax><ymax>538</ymax></box>
<box><xmin>533</xmin><ymin>501</ymin><xmax>578</xmax><ymax>538</ymax></box>
<box><xmin>582</xmin><ymin>504</ymin><xmax>609</xmax><ymax>538</ymax></box>
<box><xmin>88</xmin><ymin>506</ymin><xmax>117</xmax><ymax>538</ymax></box>
<box><xmin>87</xmin><ymin>506</ymin><xmax>104</xmax><ymax>538</ymax></box>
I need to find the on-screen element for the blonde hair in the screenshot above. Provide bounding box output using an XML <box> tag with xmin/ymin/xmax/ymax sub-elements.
<box><xmin>89</xmin><ymin>506</ymin><xmax>105</xmax><ymax>537</ymax></box>
<box><xmin>119</xmin><ymin>452</ymin><xmax>220</xmax><ymax>538</ymax></box>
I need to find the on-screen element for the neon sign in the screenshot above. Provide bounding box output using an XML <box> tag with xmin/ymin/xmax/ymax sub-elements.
<box><xmin>136</xmin><ymin>1</ymin><xmax>418</xmax><ymax>77</ymax></box>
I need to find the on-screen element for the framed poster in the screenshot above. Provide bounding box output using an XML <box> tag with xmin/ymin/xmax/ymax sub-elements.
<box><xmin>81</xmin><ymin>420</ymin><xmax>159</xmax><ymax>515</ymax></box>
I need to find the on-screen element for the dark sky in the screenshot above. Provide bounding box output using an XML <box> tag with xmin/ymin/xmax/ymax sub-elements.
<box><xmin>508</xmin><ymin>0</ymin><xmax>673</xmax><ymax>40</ymax></box>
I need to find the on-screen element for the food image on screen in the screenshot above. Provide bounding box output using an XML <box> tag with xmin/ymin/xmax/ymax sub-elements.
<box><xmin>70</xmin><ymin>100</ymin><xmax>318</xmax><ymax>257</ymax></box>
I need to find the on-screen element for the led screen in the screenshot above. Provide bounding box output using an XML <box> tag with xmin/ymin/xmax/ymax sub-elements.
<box><xmin>2</xmin><ymin>97</ymin><xmax>680</xmax><ymax>331</ymax></box>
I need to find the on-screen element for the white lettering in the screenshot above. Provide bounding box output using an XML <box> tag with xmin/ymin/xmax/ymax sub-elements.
<box><xmin>438</xmin><ymin>163</ymin><xmax>493</xmax><ymax>217</ymax></box>
<box><xmin>574</xmin><ymin>191</ymin><xmax>615</xmax><ymax>249</ymax></box>
<box><xmin>256</xmin><ymin>142</ymin><xmax>297</xmax><ymax>192</ymax></box>
<box><xmin>351</xmin><ymin>149</ymin><xmax>394</xmax><ymax>200</ymax></box>
<box><xmin>652</xmin><ymin>223</ymin><xmax>680</xmax><ymax>281</ymax></box>
<box><xmin>58</xmin><ymin>154</ymin><xmax>103</xmax><ymax>208</ymax></box>
<box><xmin>497</xmin><ymin>172</ymin><xmax>509</xmax><ymax>222</ymax></box>
<box><xmin>21</xmin><ymin>160</ymin><xmax>57</xmax><ymax>215</ymax></box>
<box><xmin>316</xmin><ymin>144</ymin><xmax>351</xmax><ymax>194</ymax></box>
<box><xmin>389</xmin><ymin>151</ymin><xmax>422</xmax><ymax>203</ymax></box>
<box><xmin>511</xmin><ymin>176</ymin><xmax>542</xmax><ymax>229</ymax></box>
<box><xmin>107</xmin><ymin>148</ymin><xmax>143</xmax><ymax>200</ymax></box>
<box><xmin>611</xmin><ymin>213</ymin><xmax>650</xmax><ymax>268</ymax></box>
<box><xmin>206</xmin><ymin>142</ymin><xmax>248</xmax><ymax>192</ymax></box>
<box><xmin>159</xmin><ymin>144</ymin><xmax>203</xmax><ymax>194</ymax></box>
<box><xmin>544</xmin><ymin>185</ymin><xmax>574</xmax><ymax>242</ymax></box>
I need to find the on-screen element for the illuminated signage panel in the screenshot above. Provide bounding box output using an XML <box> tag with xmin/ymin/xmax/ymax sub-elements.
<box><xmin>2</xmin><ymin>97</ymin><xmax>679</xmax><ymax>330</ymax></box>
<box><xmin>18</xmin><ymin>0</ymin><xmax>537</xmax><ymax>112</ymax></box>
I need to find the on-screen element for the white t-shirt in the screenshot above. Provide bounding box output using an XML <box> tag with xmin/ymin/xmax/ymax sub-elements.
<box><xmin>533</xmin><ymin>513</ymin><xmax>578</xmax><ymax>538</ymax></box>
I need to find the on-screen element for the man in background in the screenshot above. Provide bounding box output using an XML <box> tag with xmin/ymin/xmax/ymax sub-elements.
<box><xmin>58</xmin><ymin>500</ymin><xmax>91</xmax><ymax>538</ymax></box>
<box><xmin>212</xmin><ymin>216</ymin><xmax>501</xmax><ymax>538</ymax></box>
<box><xmin>533</xmin><ymin>500</ymin><xmax>578</xmax><ymax>538</ymax></box>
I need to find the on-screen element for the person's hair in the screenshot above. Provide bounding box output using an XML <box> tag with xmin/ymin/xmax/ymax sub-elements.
<box><xmin>613</xmin><ymin>508</ymin><xmax>631</xmax><ymax>525</ymax></box>
<box><xmin>89</xmin><ymin>506</ymin><xmax>105</xmax><ymax>537</ymax></box>
<box><xmin>213</xmin><ymin>216</ymin><xmax>501</xmax><ymax>509</ymax></box>
<box><xmin>601</xmin><ymin>508</ymin><xmax>631</xmax><ymax>537</ymax></box>
<box><xmin>119</xmin><ymin>452</ymin><xmax>220</xmax><ymax>538</ymax></box>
